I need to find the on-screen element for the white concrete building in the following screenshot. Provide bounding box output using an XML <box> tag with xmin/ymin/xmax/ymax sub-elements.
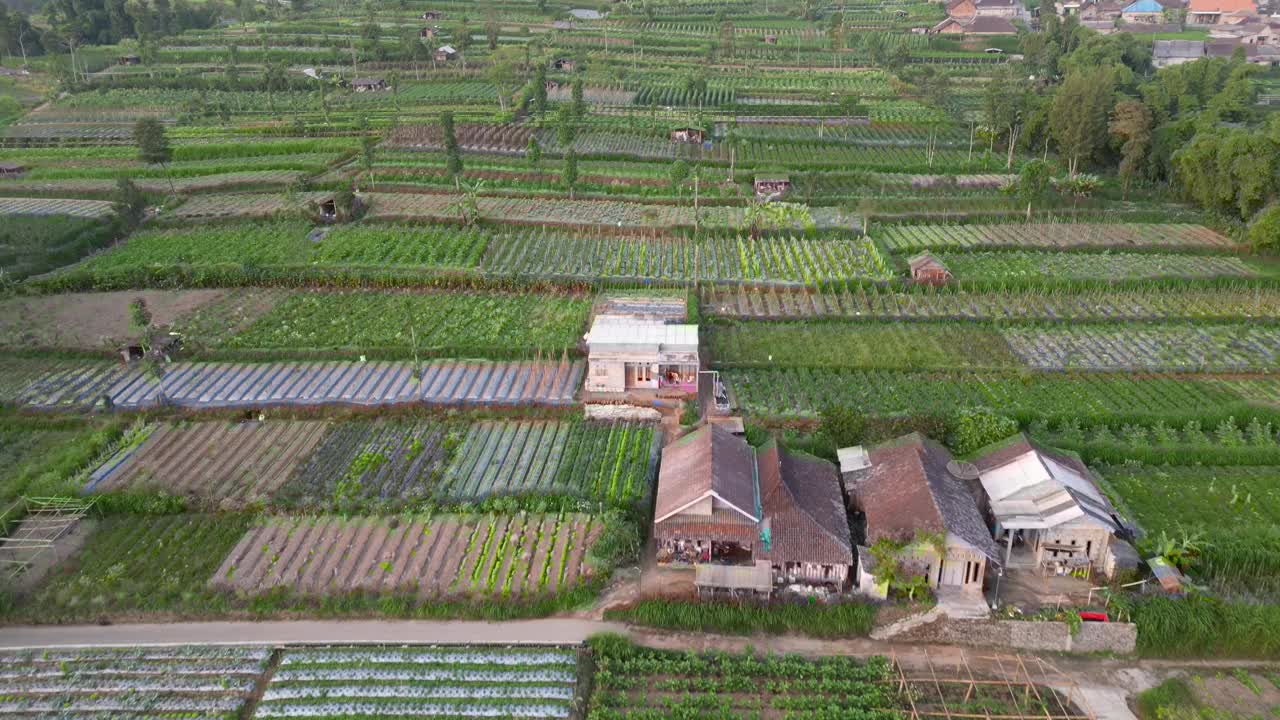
<box><xmin>584</xmin><ymin>315</ymin><xmax>698</xmax><ymax>394</ymax></box>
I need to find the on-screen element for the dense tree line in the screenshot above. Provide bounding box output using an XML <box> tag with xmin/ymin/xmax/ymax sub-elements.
<box><xmin>985</xmin><ymin>16</ymin><xmax>1277</xmax><ymax>243</ymax></box>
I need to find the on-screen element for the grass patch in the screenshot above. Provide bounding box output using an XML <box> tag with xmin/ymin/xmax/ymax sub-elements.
<box><xmin>604</xmin><ymin>598</ymin><xmax>878</xmax><ymax>638</ymax></box>
<box><xmin>218</xmin><ymin>289</ymin><xmax>592</xmax><ymax>359</ymax></box>
<box><xmin>1135</xmin><ymin>678</ymin><xmax>1198</xmax><ymax>720</ymax></box>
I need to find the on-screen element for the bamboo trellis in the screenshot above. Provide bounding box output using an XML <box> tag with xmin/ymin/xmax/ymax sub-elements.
<box><xmin>891</xmin><ymin>650</ymin><xmax>1095</xmax><ymax>720</ymax></box>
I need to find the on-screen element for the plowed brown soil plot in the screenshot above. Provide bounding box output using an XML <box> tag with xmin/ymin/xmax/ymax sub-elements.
<box><xmin>209</xmin><ymin>513</ymin><xmax>602</xmax><ymax>599</ymax></box>
<box><xmin>0</xmin><ymin>290</ymin><xmax>225</xmax><ymax>350</ymax></box>
<box><xmin>88</xmin><ymin>420</ymin><xmax>329</xmax><ymax>508</ymax></box>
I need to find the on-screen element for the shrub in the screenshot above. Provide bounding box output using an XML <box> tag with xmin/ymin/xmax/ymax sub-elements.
<box><xmin>948</xmin><ymin>407</ymin><xmax>1019</xmax><ymax>456</ymax></box>
<box><xmin>1247</xmin><ymin>204</ymin><xmax>1280</xmax><ymax>251</ymax></box>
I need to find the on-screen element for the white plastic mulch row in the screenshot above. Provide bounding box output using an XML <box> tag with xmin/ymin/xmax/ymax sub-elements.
<box><xmin>11</xmin><ymin>360</ymin><xmax>585</xmax><ymax>411</ymax></box>
<box><xmin>262</xmin><ymin>685</ymin><xmax>575</xmax><ymax>701</ymax></box>
<box><xmin>254</xmin><ymin>702</ymin><xmax>570</xmax><ymax>718</ymax></box>
<box><xmin>280</xmin><ymin>649</ymin><xmax>575</xmax><ymax>666</ymax></box>
<box><xmin>0</xmin><ymin>196</ymin><xmax>116</xmax><ymax>218</ymax></box>
<box><xmin>255</xmin><ymin>647</ymin><xmax>577</xmax><ymax>719</ymax></box>
<box><xmin>271</xmin><ymin>668</ymin><xmax>576</xmax><ymax>683</ymax></box>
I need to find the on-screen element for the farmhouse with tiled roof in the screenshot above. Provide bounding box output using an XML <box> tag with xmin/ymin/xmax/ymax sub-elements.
<box><xmin>653</xmin><ymin>424</ymin><xmax>853</xmax><ymax>596</ymax></box>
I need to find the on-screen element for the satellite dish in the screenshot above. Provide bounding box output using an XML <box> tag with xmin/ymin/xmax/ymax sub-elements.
<box><xmin>947</xmin><ymin>460</ymin><xmax>980</xmax><ymax>480</ymax></box>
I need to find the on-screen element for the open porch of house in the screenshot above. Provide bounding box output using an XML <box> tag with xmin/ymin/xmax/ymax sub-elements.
<box><xmin>998</xmin><ymin>528</ymin><xmax>1100</xmax><ymax>581</ymax></box>
<box><xmin>656</xmin><ymin>536</ymin><xmax>755</xmax><ymax>566</ymax></box>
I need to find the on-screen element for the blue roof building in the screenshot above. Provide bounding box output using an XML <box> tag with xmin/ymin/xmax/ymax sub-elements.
<box><xmin>1122</xmin><ymin>0</ymin><xmax>1165</xmax><ymax>12</ymax></box>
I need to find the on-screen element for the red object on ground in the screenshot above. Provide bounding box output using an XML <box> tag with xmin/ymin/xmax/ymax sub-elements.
<box><xmin>1078</xmin><ymin>611</ymin><xmax>1109</xmax><ymax>623</ymax></box>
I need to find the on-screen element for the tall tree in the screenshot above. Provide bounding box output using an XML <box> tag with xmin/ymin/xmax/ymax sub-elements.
<box><xmin>563</xmin><ymin>149</ymin><xmax>578</xmax><ymax>199</ymax></box>
<box><xmin>485</xmin><ymin>19</ymin><xmax>498</xmax><ymax>50</ymax></box>
<box><xmin>134</xmin><ymin>118</ymin><xmax>175</xmax><ymax>195</ymax></box>
<box><xmin>488</xmin><ymin>45</ymin><xmax>522</xmax><ymax>113</ymax></box>
<box><xmin>1016</xmin><ymin>159</ymin><xmax>1051</xmax><ymax>221</ymax></box>
<box><xmin>441</xmin><ymin>111</ymin><xmax>463</xmax><ymax>188</ymax></box>
<box><xmin>532</xmin><ymin>63</ymin><xmax>548</xmax><ymax>116</ymax></box>
<box><xmin>982</xmin><ymin>64</ymin><xmax>1033</xmax><ymax>171</ymax></box>
<box><xmin>1108</xmin><ymin>99</ymin><xmax>1152</xmax><ymax>199</ymax></box>
<box><xmin>570</xmin><ymin>77</ymin><xmax>584</xmax><ymax>119</ymax></box>
<box><xmin>1049</xmin><ymin>68</ymin><xmax>1115</xmax><ymax>176</ymax></box>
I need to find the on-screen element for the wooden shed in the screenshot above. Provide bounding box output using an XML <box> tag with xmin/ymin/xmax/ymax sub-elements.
<box><xmin>763</xmin><ymin>34</ymin><xmax>779</xmax><ymax>44</ymax></box>
<box><xmin>753</xmin><ymin>174</ymin><xmax>791</xmax><ymax>198</ymax></box>
<box><xmin>908</xmin><ymin>252</ymin><xmax>951</xmax><ymax>286</ymax></box>
<box><xmin>420</xmin><ymin>26</ymin><xmax>437</xmax><ymax>38</ymax></box>
<box><xmin>118</xmin><ymin>54</ymin><xmax>141</xmax><ymax>65</ymax></box>
<box><xmin>434</xmin><ymin>45</ymin><xmax>458</xmax><ymax>62</ymax></box>
<box><xmin>351</xmin><ymin>77</ymin><xmax>388</xmax><ymax>92</ymax></box>
<box><xmin>669</xmin><ymin>127</ymin><xmax>705</xmax><ymax>144</ymax></box>
<box><xmin>421</xmin><ymin>10</ymin><xmax>443</xmax><ymax>19</ymax></box>
<box><xmin>0</xmin><ymin>162</ymin><xmax>27</xmax><ymax>177</ymax></box>
<box><xmin>552</xmin><ymin>57</ymin><xmax>576</xmax><ymax>71</ymax></box>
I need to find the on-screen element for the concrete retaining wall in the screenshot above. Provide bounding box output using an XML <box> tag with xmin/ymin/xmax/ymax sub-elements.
<box><xmin>892</xmin><ymin>616</ymin><xmax>1137</xmax><ymax>654</ymax></box>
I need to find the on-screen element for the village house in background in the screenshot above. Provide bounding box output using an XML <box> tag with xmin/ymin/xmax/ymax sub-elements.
<box><xmin>653</xmin><ymin>425</ymin><xmax>854</xmax><ymax>597</ymax></box>
<box><xmin>932</xmin><ymin>0</ymin><xmax>1024</xmax><ymax>34</ymax></box>
<box><xmin>842</xmin><ymin>435</ymin><xmax>1000</xmax><ymax>602</ymax></box>
<box><xmin>1153</xmin><ymin>39</ymin><xmax>1207</xmax><ymax>66</ymax></box>
<box><xmin>1120</xmin><ymin>0</ymin><xmax>1167</xmax><ymax>22</ymax></box>
<box><xmin>1187</xmin><ymin>0</ymin><xmax>1256</xmax><ymax>23</ymax></box>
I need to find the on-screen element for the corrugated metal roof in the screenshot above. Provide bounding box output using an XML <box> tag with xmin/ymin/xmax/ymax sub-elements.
<box><xmin>586</xmin><ymin>315</ymin><xmax>698</xmax><ymax>349</ymax></box>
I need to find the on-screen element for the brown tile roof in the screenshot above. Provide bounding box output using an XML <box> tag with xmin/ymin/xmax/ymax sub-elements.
<box><xmin>654</xmin><ymin>424</ymin><xmax>758</xmax><ymax>524</ymax></box>
<box><xmin>653</xmin><ymin>510</ymin><xmax>759</xmax><ymax>545</ymax></box>
<box><xmin>857</xmin><ymin>433</ymin><xmax>1000</xmax><ymax>559</ymax></box>
<box><xmin>758</xmin><ymin>443</ymin><xmax>854</xmax><ymax>566</ymax></box>
<box><xmin>963</xmin><ymin>15</ymin><xmax>1019</xmax><ymax>32</ymax></box>
<box><xmin>1189</xmin><ymin>0</ymin><xmax>1255</xmax><ymax>11</ymax></box>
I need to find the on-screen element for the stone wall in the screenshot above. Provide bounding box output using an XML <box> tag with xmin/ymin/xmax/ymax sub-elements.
<box><xmin>891</xmin><ymin>616</ymin><xmax>1137</xmax><ymax>654</ymax></box>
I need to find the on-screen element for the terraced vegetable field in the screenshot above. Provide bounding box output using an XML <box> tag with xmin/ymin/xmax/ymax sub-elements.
<box><xmin>222</xmin><ymin>291</ymin><xmax>592</xmax><ymax>357</ymax></box>
<box><xmin>438</xmin><ymin>420</ymin><xmax>658</xmax><ymax>505</ymax></box>
<box><xmin>588</xmin><ymin>641</ymin><xmax>903</xmax><ymax>720</ymax></box>
<box><xmin>702</xmin><ymin>286</ymin><xmax>1280</xmax><ymax>322</ymax></box>
<box><xmin>0</xmin><ymin>196</ymin><xmax>115</xmax><ymax>218</ymax></box>
<box><xmin>710</xmin><ymin>322</ymin><xmax>1280</xmax><ymax>372</ymax></box>
<box><xmin>481</xmin><ymin>231</ymin><xmax>891</xmax><ymax>284</ymax></box>
<box><xmin>725</xmin><ymin>367</ymin><xmax>1271</xmax><ymax>421</ymax></box>
<box><xmin>877</xmin><ymin>223</ymin><xmax>1235</xmax><ymax>251</ymax></box>
<box><xmin>0</xmin><ymin>646</ymin><xmax>271</xmax><ymax>717</ymax></box>
<box><xmin>87</xmin><ymin>420</ymin><xmax>330</xmax><ymax>507</ymax></box>
<box><xmin>935</xmin><ymin>250</ymin><xmax>1262</xmax><ymax>282</ymax></box>
<box><xmin>1003</xmin><ymin>324</ymin><xmax>1280</xmax><ymax>372</ymax></box>
<box><xmin>257</xmin><ymin>646</ymin><xmax>580</xmax><ymax>720</ymax></box>
<box><xmin>276</xmin><ymin>419</ymin><xmax>458</xmax><ymax>508</ymax></box>
<box><xmin>210</xmin><ymin>513</ymin><xmax>602</xmax><ymax>599</ymax></box>
<box><xmin>9</xmin><ymin>359</ymin><xmax>585</xmax><ymax>410</ymax></box>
